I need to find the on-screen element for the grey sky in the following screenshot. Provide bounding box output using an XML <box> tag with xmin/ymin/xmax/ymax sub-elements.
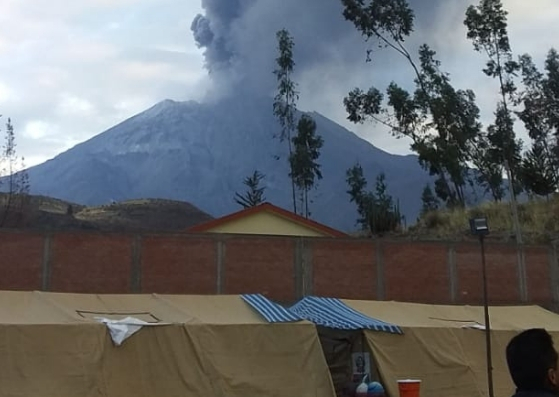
<box><xmin>1</xmin><ymin>0</ymin><xmax>558</xmax><ymax>168</ymax></box>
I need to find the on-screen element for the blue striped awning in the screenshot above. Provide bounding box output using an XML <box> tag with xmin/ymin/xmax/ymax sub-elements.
<box><xmin>241</xmin><ymin>294</ymin><xmax>302</xmax><ymax>323</ymax></box>
<box><xmin>289</xmin><ymin>296</ymin><xmax>403</xmax><ymax>334</ymax></box>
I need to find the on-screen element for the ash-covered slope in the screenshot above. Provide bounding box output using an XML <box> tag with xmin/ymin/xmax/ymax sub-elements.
<box><xmin>27</xmin><ymin>96</ymin><xmax>432</xmax><ymax>231</ymax></box>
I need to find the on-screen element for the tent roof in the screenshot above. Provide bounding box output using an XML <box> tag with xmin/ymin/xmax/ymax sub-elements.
<box><xmin>0</xmin><ymin>291</ymin><xmax>302</xmax><ymax>325</ymax></box>
<box><xmin>290</xmin><ymin>296</ymin><xmax>402</xmax><ymax>333</ymax></box>
<box><xmin>242</xmin><ymin>295</ymin><xmax>402</xmax><ymax>333</ymax></box>
<box><xmin>241</xmin><ymin>294</ymin><xmax>302</xmax><ymax>322</ymax></box>
<box><xmin>343</xmin><ymin>299</ymin><xmax>559</xmax><ymax>331</ymax></box>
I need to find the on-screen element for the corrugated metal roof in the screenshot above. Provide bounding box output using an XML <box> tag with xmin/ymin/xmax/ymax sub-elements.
<box><xmin>241</xmin><ymin>294</ymin><xmax>302</xmax><ymax>323</ymax></box>
<box><xmin>289</xmin><ymin>296</ymin><xmax>403</xmax><ymax>334</ymax></box>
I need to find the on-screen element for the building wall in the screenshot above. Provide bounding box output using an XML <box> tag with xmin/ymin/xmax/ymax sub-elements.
<box><xmin>0</xmin><ymin>230</ymin><xmax>557</xmax><ymax>310</ymax></box>
<box><xmin>201</xmin><ymin>211</ymin><xmax>327</xmax><ymax>237</ymax></box>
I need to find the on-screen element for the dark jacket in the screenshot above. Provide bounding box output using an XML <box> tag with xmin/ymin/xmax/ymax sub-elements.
<box><xmin>512</xmin><ymin>390</ymin><xmax>559</xmax><ymax>397</ymax></box>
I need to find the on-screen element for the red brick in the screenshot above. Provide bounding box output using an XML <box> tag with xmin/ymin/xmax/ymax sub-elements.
<box><xmin>223</xmin><ymin>237</ymin><xmax>294</xmax><ymax>302</ymax></box>
<box><xmin>49</xmin><ymin>233</ymin><xmax>132</xmax><ymax>293</ymax></box>
<box><xmin>141</xmin><ymin>235</ymin><xmax>216</xmax><ymax>294</ymax></box>
<box><xmin>312</xmin><ymin>239</ymin><xmax>376</xmax><ymax>299</ymax></box>
<box><xmin>456</xmin><ymin>243</ymin><xmax>519</xmax><ymax>304</ymax></box>
<box><xmin>0</xmin><ymin>231</ymin><xmax>43</xmax><ymax>290</ymax></box>
<box><xmin>0</xmin><ymin>230</ymin><xmax>557</xmax><ymax>310</ymax></box>
<box><xmin>383</xmin><ymin>242</ymin><xmax>449</xmax><ymax>303</ymax></box>
<box><xmin>525</xmin><ymin>246</ymin><xmax>552</xmax><ymax>304</ymax></box>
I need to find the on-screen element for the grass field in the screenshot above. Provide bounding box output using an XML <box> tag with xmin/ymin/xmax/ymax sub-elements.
<box><xmin>411</xmin><ymin>194</ymin><xmax>559</xmax><ymax>244</ymax></box>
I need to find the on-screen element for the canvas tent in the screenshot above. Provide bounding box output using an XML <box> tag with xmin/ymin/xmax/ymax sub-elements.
<box><xmin>262</xmin><ymin>296</ymin><xmax>559</xmax><ymax>397</ymax></box>
<box><xmin>0</xmin><ymin>291</ymin><xmax>336</xmax><ymax>397</ymax></box>
<box><xmin>244</xmin><ymin>295</ymin><xmax>404</xmax><ymax>396</ymax></box>
<box><xmin>344</xmin><ymin>300</ymin><xmax>559</xmax><ymax>397</ymax></box>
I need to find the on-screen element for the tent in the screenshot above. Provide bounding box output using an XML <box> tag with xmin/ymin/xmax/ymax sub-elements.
<box><xmin>287</xmin><ymin>296</ymin><xmax>403</xmax><ymax>396</ymax></box>
<box><xmin>0</xmin><ymin>291</ymin><xmax>336</xmax><ymax>397</ymax></box>
<box><xmin>344</xmin><ymin>300</ymin><xmax>559</xmax><ymax>397</ymax></box>
<box><xmin>245</xmin><ymin>295</ymin><xmax>404</xmax><ymax>396</ymax></box>
<box><xmin>266</xmin><ymin>296</ymin><xmax>559</xmax><ymax>397</ymax></box>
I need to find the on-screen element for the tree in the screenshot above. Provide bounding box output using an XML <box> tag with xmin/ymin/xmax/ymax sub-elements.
<box><xmin>469</xmin><ymin>132</ymin><xmax>505</xmax><ymax>202</ymax></box>
<box><xmin>544</xmin><ymin>49</ymin><xmax>559</xmax><ymax>158</ymax></box>
<box><xmin>289</xmin><ymin>115</ymin><xmax>323</xmax><ymax>218</ymax></box>
<box><xmin>341</xmin><ymin>0</ymin><xmax>415</xmax><ymax>74</ymax></box>
<box><xmin>516</xmin><ymin>50</ymin><xmax>559</xmax><ymax>194</ymax></box>
<box><xmin>520</xmin><ymin>143</ymin><xmax>557</xmax><ymax>198</ymax></box>
<box><xmin>341</xmin><ymin>1</ymin><xmax>481</xmax><ymax>208</ymax></box>
<box><xmin>0</xmin><ymin>118</ymin><xmax>30</xmax><ymax>227</ymax></box>
<box><xmin>345</xmin><ymin>164</ymin><xmax>401</xmax><ymax>236</ymax></box>
<box><xmin>464</xmin><ymin>0</ymin><xmax>523</xmax><ymax>244</ymax></box>
<box><xmin>369</xmin><ymin>173</ymin><xmax>402</xmax><ymax>235</ymax></box>
<box><xmin>345</xmin><ymin>163</ymin><xmax>372</xmax><ymax>230</ymax></box>
<box><xmin>487</xmin><ymin>103</ymin><xmax>523</xmax><ymax>195</ymax></box>
<box><xmin>273</xmin><ymin>29</ymin><xmax>299</xmax><ymax>214</ymax></box>
<box><xmin>234</xmin><ymin>170</ymin><xmax>266</xmax><ymax>209</ymax></box>
<box><xmin>420</xmin><ymin>184</ymin><xmax>439</xmax><ymax>215</ymax></box>
<box><xmin>344</xmin><ymin>43</ymin><xmax>481</xmax><ymax>207</ymax></box>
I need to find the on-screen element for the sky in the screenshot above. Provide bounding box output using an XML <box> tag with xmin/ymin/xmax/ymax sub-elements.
<box><xmin>1</xmin><ymin>0</ymin><xmax>559</xmax><ymax>168</ymax></box>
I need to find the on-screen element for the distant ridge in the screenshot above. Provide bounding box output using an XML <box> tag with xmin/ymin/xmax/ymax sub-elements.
<box><xmin>24</xmin><ymin>95</ymin><xmax>434</xmax><ymax>231</ymax></box>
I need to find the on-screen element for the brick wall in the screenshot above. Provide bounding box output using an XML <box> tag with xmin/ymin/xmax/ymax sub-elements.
<box><xmin>0</xmin><ymin>230</ymin><xmax>556</xmax><ymax>309</ymax></box>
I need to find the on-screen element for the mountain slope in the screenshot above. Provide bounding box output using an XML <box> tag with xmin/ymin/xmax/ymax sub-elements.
<box><xmin>26</xmin><ymin>96</ymin><xmax>433</xmax><ymax>231</ymax></box>
<box><xmin>0</xmin><ymin>194</ymin><xmax>212</xmax><ymax>231</ymax></box>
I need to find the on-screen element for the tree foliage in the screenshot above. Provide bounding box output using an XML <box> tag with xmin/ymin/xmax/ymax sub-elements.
<box><xmin>346</xmin><ymin>164</ymin><xmax>402</xmax><ymax>236</ymax></box>
<box><xmin>0</xmin><ymin>118</ymin><xmax>30</xmax><ymax>227</ymax></box>
<box><xmin>464</xmin><ymin>0</ymin><xmax>523</xmax><ymax>193</ymax></box>
<box><xmin>468</xmin><ymin>132</ymin><xmax>505</xmax><ymax>202</ymax></box>
<box><xmin>520</xmin><ymin>143</ymin><xmax>557</xmax><ymax>197</ymax></box>
<box><xmin>341</xmin><ymin>0</ymin><xmax>490</xmax><ymax>209</ymax></box>
<box><xmin>273</xmin><ymin>28</ymin><xmax>299</xmax><ymax>213</ymax></box>
<box><xmin>369</xmin><ymin>173</ymin><xmax>402</xmax><ymax>235</ymax></box>
<box><xmin>487</xmin><ymin>103</ymin><xmax>523</xmax><ymax>195</ymax></box>
<box><xmin>234</xmin><ymin>170</ymin><xmax>266</xmax><ymax>209</ymax></box>
<box><xmin>344</xmin><ymin>43</ymin><xmax>481</xmax><ymax>207</ymax></box>
<box><xmin>420</xmin><ymin>184</ymin><xmax>439</xmax><ymax>215</ymax></box>
<box><xmin>289</xmin><ymin>115</ymin><xmax>323</xmax><ymax>218</ymax></box>
<box><xmin>340</xmin><ymin>0</ymin><xmax>559</xmax><ymax>238</ymax></box>
<box><xmin>516</xmin><ymin>50</ymin><xmax>559</xmax><ymax>197</ymax></box>
<box><xmin>341</xmin><ymin>0</ymin><xmax>415</xmax><ymax>68</ymax></box>
<box><xmin>345</xmin><ymin>163</ymin><xmax>371</xmax><ymax>230</ymax></box>
<box><xmin>464</xmin><ymin>0</ymin><xmax>523</xmax><ymax>243</ymax></box>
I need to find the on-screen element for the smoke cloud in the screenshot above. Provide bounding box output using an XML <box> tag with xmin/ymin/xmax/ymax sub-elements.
<box><xmin>191</xmin><ymin>0</ymin><xmax>472</xmax><ymax>100</ymax></box>
<box><xmin>191</xmin><ymin>0</ymin><xmax>552</xmax><ymax>154</ymax></box>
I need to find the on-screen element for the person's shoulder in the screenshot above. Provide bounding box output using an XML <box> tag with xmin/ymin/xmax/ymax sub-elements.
<box><xmin>512</xmin><ymin>391</ymin><xmax>559</xmax><ymax>397</ymax></box>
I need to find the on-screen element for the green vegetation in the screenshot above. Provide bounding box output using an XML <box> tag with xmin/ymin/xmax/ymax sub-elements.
<box><xmin>346</xmin><ymin>164</ymin><xmax>402</xmax><ymax>236</ymax></box>
<box><xmin>234</xmin><ymin>170</ymin><xmax>267</xmax><ymax>209</ymax></box>
<box><xmin>341</xmin><ymin>0</ymin><xmax>559</xmax><ymax>243</ymax></box>
<box><xmin>411</xmin><ymin>196</ymin><xmax>559</xmax><ymax>244</ymax></box>
<box><xmin>273</xmin><ymin>28</ymin><xmax>299</xmax><ymax>214</ymax></box>
<box><xmin>290</xmin><ymin>115</ymin><xmax>324</xmax><ymax>219</ymax></box>
<box><xmin>273</xmin><ymin>28</ymin><xmax>324</xmax><ymax>219</ymax></box>
<box><xmin>0</xmin><ymin>118</ymin><xmax>30</xmax><ymax>227</ymax></box>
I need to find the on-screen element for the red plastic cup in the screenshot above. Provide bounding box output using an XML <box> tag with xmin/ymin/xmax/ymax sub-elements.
<box><xmin>397</xmin><ymin>379</ymin><xmax>421</xmax><ymax>397</ymax></box>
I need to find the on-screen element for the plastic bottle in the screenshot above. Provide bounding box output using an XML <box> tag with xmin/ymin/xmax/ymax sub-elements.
<box><xmin>367</xmin><ymin>381</ymin><xmax>385</xmax><ymax>397</ymax></box>
<box><xmin>355</xmin><ymin>375</ymin><xmax>369</xmax><ymax>397</ymax></box>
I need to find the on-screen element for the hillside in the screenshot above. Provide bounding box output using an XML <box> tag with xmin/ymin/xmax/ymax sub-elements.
<box><xmin>23</xmin><ymin>96</ymin><xmax>436</xmax><ymax>232</ymax></box>
<box><xmin>0</xmin><ymin>194</ymin><xmax>213</xmax><ymax>232</ymax></box>
<box><xmin>410</xmin><ymin>195</ymin><xmax>559</xmax><ymax>244</ymax></box>
<box><xmin>2</xmin><ymin>191</ymin><xmax>556</xmax><ymax>243</ymax></box>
